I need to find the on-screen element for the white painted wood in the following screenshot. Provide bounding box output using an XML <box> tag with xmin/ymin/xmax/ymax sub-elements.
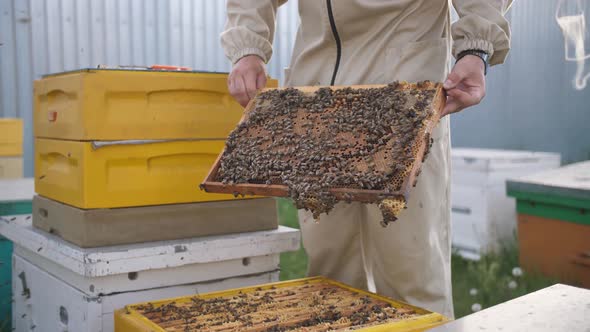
<box><xmin>507</xmin><ymin>160</ymin><xmax>590</xmax><ymax>199</ymax></box>
<box><xmin>452</xmin><ymin>149</ymin><xmax>560</xmax><ymax>187</ymax></box>
<box><xmin>452</xmin><ymin>148</ymin><xmax>561</xmax><ymax>172</ymax></box>
<box><xmin>13</xmin><ymin>254</ymin><xmax>278</xmax><ymax>332</ymax></box>
<box><xmin>0</xmin><ymin>178</ymin><xmax>34</xmax><ymax>202</ymax></box>
<box><xmin>453</xmin><ymin>160</ymin><xmax>562</xmax><ymax>188</ymax></box>
<box><xmin>13</xmin><ymin>254</ymin><xmax>102</xmax><ymax>332</ymax></box>
<box><xmin>14</xmin><ymin>244</ymin><xmax>280</xmax><ymax>295</ymax></box>
<box><xmin>486</xmin><ymin>183</ymin><xmax>520</xmax><ymax>246</ymax></box>
<box><xmin>451</xmin><ymin>148</ymin><xmax>561</xmax><ymax>259</ymax></box>
<box><xmin>451</xmin><ymin>185</ymin><xmax>488</xmax><ymax>253</ymax></box>
<box><xmin>0</xmin><ymin>215</ymin><xmax>300</xmax><ymax>276</ymax></box>
<box><xmin>520</xmin><ymin>160</ymin><xmax>590</xmax><ymax>190</ymax></box>
<box><xmin>429</xmin><ymin>284</ymin><xmax>590</xmax><ymax>332</ymax></box>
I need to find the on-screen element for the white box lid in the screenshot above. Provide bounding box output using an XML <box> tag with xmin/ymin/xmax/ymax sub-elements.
<box><xmin>0</xmin><ymin>178</ymin><xmax>34</xmax><ymax>203</ymax></box>
<box><xmin>0</xmin><ymin>215</ymin><xmax>300</xmax><ymax>277</ymax></box>
<box><xmin>452</xmin><ymin>148</ymin><xmax>561</xmax><ymax>172</ymax></box>
<box><xmin>429</xmin><ymin>284</ymin><xmax>590</xmax><ymax>332</ymax></box>
<box><xmin>507</xmin><ymin>160</ymin><xmax>590</xmax><ymax>200</ymax></box>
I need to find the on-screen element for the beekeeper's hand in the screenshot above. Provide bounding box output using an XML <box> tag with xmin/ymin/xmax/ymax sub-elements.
<box><xmin>442</xmin><ymin>55</ymin><xmax>486</xmax><ymax>116</ymax></box>
<box><xmin>228</xmin><ymin>55</ymin><xmax>267</xmax><ymax>107</ymax></box>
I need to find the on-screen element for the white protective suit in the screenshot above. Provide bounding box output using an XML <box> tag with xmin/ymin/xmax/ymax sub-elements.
<box><xmin>221</xmin><ymin>0</ymin><xmax>512</xmax><ymax>318</ymax></box>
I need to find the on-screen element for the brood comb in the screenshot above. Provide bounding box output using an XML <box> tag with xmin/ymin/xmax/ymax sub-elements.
<box><xmin>201</xmin><ymin>81</ymin><xmax>445</xmax><ymax>225</ymax></box>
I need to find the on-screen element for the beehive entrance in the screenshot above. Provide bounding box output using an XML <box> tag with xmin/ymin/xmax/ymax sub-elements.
<box><xmin>203</xmin><ymin>81</ymin><xmax>444</xmax><ymax>225</ymax></box>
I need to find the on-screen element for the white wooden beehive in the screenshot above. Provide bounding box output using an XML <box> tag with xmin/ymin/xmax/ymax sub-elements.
<box><xmin>451</xmin><ymin>148</ymin><xmax>560</xmax><ymax>259</ymax></box>
<box><xmin>0</xmin><ymin>215</ymin><xmax>300</xmax><ymax>332</ymax></box>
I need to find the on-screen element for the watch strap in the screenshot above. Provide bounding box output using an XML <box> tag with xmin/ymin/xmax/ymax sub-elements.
<box><xmin>457</xmin><ymin>49</ymin><xmax>489</xmax><ymax>75</ymax></box>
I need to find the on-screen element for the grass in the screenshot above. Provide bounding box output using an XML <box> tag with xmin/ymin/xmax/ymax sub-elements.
<box><xmin>451</xmin><ymin>245</ymin><xmax>555</xmax><ymax>318</ymax></box>
<box><xmin>276</xmin><ymin>198</ymin><xmax>555</xmax><ymax>318</ymax></box>
<box><xmin>277</xmin><ymin>198</ymin><xmax>308</xmax><ymax>281</ymax></box>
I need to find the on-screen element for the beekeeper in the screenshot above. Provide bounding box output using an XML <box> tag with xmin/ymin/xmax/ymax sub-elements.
<box><xmin>221</xmin><ymin>0</ymin><xmax>512</xmax><ymax>318</ymax></box>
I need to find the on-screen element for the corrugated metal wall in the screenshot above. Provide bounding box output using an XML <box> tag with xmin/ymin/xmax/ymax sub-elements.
<box><xmin>450</xmin><ymin>0</ymin><xmax>590</xmax><ymax>164</ymax></box>
<box><xmin>0</xmin><ymin>0</ymin><xmax>299</xmax><ymax>177</ymax></box>
<box><xmin>1</xmin><ymin>0</ymin><xmax>589</xmax><ymax>177</ymax></box>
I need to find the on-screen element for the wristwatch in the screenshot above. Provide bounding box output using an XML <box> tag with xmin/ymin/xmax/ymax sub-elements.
<box><xmin>457</xmin><ymin>49</ymin><xmax>489</xmax><ymax>75</ymax></box>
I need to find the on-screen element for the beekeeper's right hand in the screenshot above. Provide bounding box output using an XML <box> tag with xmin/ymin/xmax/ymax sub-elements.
<box><xmin>228</xmin><ymin>55</ymin><xmax>267</xmax><ymax>108</ymax></box>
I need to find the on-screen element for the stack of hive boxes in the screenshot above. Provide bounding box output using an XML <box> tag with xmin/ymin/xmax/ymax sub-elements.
<box><xmin>32</xmin><ymin>68</ymin><xmax>279</xmax><ymax>247</ymax></box>
<box><xmin>507</xmin><ymin>161</ymin><xmax>590</xmax><ymax>288</ymax></box>
<box><xmin>0</xmin><ymin>68</ymin><xmax>302</xmax><ymax>331</ymax></box>
<box><xmin>0</xmin><ymin>118</ymin><xmax>23</xmax><ymax>179</ymax></box>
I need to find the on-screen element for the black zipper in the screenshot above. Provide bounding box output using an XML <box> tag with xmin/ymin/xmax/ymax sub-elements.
<box><xmin>326</xmin><ymin>0</ymin><xmax>341</xmax><ymax>86</ymax></box>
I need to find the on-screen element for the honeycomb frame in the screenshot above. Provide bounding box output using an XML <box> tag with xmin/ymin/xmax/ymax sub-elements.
<box><xmin>201</xmin><ymin>82</ymin><xmax>445</xmax><ymax>215</ymax></box>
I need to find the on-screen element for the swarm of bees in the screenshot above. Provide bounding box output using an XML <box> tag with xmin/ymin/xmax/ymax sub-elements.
<box><xmin>133</xmin><ymin>281</ymin><xmax>418</xmax><ymax>331</ymax></box>
<box><xmin>216</xmin><ymin>81</ymin><xmax>439</xmax><ymax>226</ymax></box>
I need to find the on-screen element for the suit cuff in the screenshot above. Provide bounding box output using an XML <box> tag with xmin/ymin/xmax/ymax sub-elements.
<box><xmin>453</xmin><ymin>38</ymin><xmax>509</xmax><ymax>66</ymax></box>
<box><xmin>230</xmin><ymin>48</ymin><xmax>268</xmax><ymax>65</ymax></box>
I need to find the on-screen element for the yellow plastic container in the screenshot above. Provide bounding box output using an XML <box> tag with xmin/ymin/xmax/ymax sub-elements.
<box><xmin>0</xmin><ymin>157</ymin><xmax>23</xmax><ymax>179</ymax></box>
<box><xmin>33</xmin><ymin>69</ymin><xmax>278</xmax><ymax>140</ymax></box>
<box><xmin>35</xmin><ymin>138</ymin><xmax>241</xmax><ymax>209</ymax></box>
<box><xmin>0</xmin><ymin>118</ymin><xmax>23</xmax><ymax>156</ymax></box>
<box><xmin>114</xmin><ymin>277</ymin><xmax>449</xmax><ymax>332</ymax></box>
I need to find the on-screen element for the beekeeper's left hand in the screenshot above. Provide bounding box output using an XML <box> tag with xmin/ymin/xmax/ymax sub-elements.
<box><xmin>442</xmin><ymin>55</ymin><xmax>486</xmax><ymax>116</ymax></box>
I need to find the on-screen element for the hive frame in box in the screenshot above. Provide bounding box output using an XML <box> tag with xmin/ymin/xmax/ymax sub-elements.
<box><xmin>201</xmin><ymin>83</ymin><xmax>445</xmax><ymax>204</ymax></box>
<box><xmin>115</xmin><ymin>276</ymin><xmax>449</xmax><ymax>331</ymax></box>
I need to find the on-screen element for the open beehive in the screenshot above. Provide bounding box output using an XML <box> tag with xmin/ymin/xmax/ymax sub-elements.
<box><xmin>115</xmin><ymin>277</ymin><xmax>448</xmax><ymax>331</ymax></box>
<box><xmin>201</xmin><ymin>81</ymin><xmax>445</xmax><ymax>225</ymax></box>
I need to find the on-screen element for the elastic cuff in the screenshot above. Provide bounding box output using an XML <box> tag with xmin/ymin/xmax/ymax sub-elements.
<box><xmin>453</xmin><ymin>39</ymin><xmax>494</xmax><ymax>60</ymax></box>
<box><xmin>230</xmin><ymin>48</ymin><xmax>268</xmax><ymax>65</ymax></box>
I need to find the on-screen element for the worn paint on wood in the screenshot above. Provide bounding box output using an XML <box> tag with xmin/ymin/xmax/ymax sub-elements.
<box><xmin>0</xmin><ymin>215</ymin><xmax>300</xmax><ymax>277</ymax></box>
<box><xmin>14</xmin><ymin>244</ymin><xmax>281</xmax><ymax>296</ymax></box>
<box><xmin>12</xmin><ymin>254</ymin><xmax>279</xmax><ymax>332</ymax></box>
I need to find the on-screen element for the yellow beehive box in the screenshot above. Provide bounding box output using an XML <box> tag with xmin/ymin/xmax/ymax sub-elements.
<box><xmin>35</xmin><ymin>138</ymin><xmax>242</xmax><ymax>209</ymax></box>
<box><xmin>34</xmin><ymin>69</ymin><xmax>278</xmax><ymax>140</ymax></box>
<box><xmin>0</xmin><ymin>157</ymin><xmax>23</xmax><ymax>179</ymax></box>
<box><xmin>0</xmin><ymin>118</ymin><xmax>23</xmax><ymax>156</ymax></box>
<box><xmin>114</xmin><ymin>277</ymin><xmax>449</xmax><ymax>332</ymax></box>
